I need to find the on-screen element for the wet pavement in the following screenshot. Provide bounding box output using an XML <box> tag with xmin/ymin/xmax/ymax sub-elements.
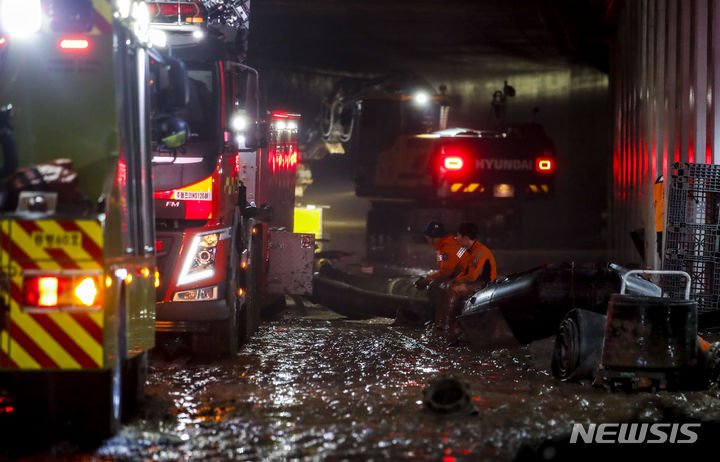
<box><xmin>58</xmin><ymin>301</ymin><xmax>719</xmax><ymax>461</ymax></box>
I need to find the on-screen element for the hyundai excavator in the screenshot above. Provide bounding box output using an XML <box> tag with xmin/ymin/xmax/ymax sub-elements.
<box><xmin>302</xmin><ymin>75</ymin><xmax>557</xmax><ymax>259</ymax></box>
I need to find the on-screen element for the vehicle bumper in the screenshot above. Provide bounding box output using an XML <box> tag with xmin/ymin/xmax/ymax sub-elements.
<box><xmin>155</xmin><ymin>283</ymin><xmax>230</xmax><ymax>333</ymax></box>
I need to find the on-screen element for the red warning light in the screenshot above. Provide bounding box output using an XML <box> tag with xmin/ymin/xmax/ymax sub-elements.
<box><xmin>536</xmin><ymin>158</ymin><xmax>554</xmax><ymax>173</ymax></box>
<box><xmin>444</xmin><ymin>156</ymin><xmax>464</xmax><ymax>171</ymax></box>
<box><xmin>59</xmin><ymin>38</ymin><xmax>90</xmax><ymax>51</ymax></box>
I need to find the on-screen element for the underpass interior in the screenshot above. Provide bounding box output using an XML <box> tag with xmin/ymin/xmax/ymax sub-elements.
<box><xmin>6</xmin><ymin>1</ymin><xmax>720</xmax><ymax>461</ymax></box>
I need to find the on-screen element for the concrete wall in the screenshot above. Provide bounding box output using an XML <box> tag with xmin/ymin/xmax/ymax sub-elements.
<box><xmin>611</xmin><ymin>0</ymin><xmax>720</xmax><ymax>267</ymax></box>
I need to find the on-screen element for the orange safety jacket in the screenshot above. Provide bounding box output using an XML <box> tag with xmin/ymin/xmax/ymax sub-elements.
<box><xmin>455</xmin><ymin>240</ymin><xmax>497</xmax><ymax>284</ymax></box>
<box><xmin>425</xmin><ymin>234</ymin><xmax>465</xmax><ymax>282</ymax></box>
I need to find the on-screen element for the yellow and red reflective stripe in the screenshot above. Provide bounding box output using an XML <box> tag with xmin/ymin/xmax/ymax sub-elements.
<box><xmin>58</xmin><ymin>221</ymin><xmax>104</xmax><ymax>261</ymax></box>
<box><xmin>30</xmin><ymin>314</ymin><xmax>98</xmax><ymax>368</ymax></box>
<box><xmin>0</xmin><ymin>219</ymin><xmax>104</xmax><ymax>370</ymax></box>
<box><xmin>92</xmin><ymin>0</ymin><xmax>113</xmax><ymax>35</ymax></box>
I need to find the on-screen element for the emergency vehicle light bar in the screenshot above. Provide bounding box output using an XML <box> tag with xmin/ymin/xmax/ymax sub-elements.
<box><xmin>272</xmin><ymin>111</ymin><xmax>300</xmax><ymax>120</ymax></box>
<box><xmin>22</xmin><ymin>272</ymin><xmax>102</xmax><ymax>310</ymax></box>
<box><xmin>147</xmin><ymin>1</ymin><xmax>205</xmax><ymax>24</ymax></box>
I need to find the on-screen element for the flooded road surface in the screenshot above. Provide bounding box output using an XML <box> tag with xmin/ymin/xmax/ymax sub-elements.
<box><xmin>76</xmin><ymin>301</ymin><xmax>720</xmax><ymax>461</ymax></box>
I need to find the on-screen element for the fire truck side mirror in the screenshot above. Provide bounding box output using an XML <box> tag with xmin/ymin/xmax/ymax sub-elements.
<box><xmin>252</xmin><ymin>122</ymin><xmax>269</xmax><ymax>150</ymax></box>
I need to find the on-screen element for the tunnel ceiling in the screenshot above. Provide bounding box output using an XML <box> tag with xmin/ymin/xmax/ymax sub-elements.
<box><xmin>250</xmin><ymin>0</ymin><xmax>611</xmax><ymax>76</ymax></box>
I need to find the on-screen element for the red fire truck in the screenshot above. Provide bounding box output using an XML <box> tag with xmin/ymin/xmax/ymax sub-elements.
<box><xmin>149</xmin><ymin>1</ymin><xmax>312</xmax><ymax>356</ymax></box>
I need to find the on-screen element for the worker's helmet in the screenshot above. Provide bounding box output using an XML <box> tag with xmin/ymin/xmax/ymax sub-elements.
<box><xmin>423</xmin><ymin>221</ymin><xmax>446</xmax><ymax>238</ymax></box>
<box><xmin>155</xmin><ymin>116</ymin><xmax>190</xmax><ymax>149</ymax></box>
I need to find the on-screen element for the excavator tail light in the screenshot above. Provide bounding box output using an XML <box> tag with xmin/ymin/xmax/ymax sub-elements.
<box><xmin>444</xmin><ymin>156</ymin><xmax>464</xmax><ymax>170</ymax></box>
<box><xmin>536</xmin><ymin>157</ymin><xmax>554</xmax><ymax>173</ymax></box>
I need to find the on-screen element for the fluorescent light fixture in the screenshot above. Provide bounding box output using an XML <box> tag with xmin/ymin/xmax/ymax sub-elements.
<box><xmin>413</xmin><ymin>91</ymin><xmax>429</xmax><ymax>106</ymax></box>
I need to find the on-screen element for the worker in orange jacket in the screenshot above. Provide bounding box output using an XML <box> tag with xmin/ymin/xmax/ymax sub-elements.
<box><xmin>435</xmin><ymin>222</ymin><xmax>497</xmax><ymax>333</ymax></box>
<box><xmin>414</xmin><ymin>221</ymin><xmax>465</xmax><ymax>289</ymax></box>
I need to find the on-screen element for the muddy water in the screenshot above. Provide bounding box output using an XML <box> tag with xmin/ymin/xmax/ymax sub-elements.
<box><xmin>86</xmin><ymin>303</ymin><xmax>720</xmax><ymax>461</ymax></box>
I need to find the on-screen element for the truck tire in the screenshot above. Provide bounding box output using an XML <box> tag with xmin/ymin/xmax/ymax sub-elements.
<box><xmin>193</xmin><ymin>304</ymin><xmax>239</xmax><ymax>358</ymax></box>
<box><xmin>121</xmin><ymin>351</ymin><xmax>149</xmax><ymax>419</ymax></box>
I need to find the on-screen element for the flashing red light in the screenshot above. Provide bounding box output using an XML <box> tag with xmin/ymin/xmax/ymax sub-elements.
<box><xmin>117</xmin><ymin>159</ymin><xmax>127</xmax><ymax>185</ymax></box>
<box><xmin>444</xmin><ymin>156</ymin><xmax>464</xmax><ymax>171</ymax></box>
<box><xmin>148</xmin><ymin>3</ymin><xmax>200</xmax><ymax>16</ymax></box>
<box><xmin>22</xmin><ymin>275</ymin><xmax>101</xmax><ymax>308</ymax></box>
<box><xmin>59</xmin><ymin>38</ymin><xmax>90</xmax><ymax>51</ymax></box>
<box><xmin>156</xmin><ymin>240</ymin><xmax>163</xmax><ymax>252</ymax></box>
<box><xmin>271</xmin><ymin>111</ymin><xmax>300</xmax><ymax>120</ymax></box>
<box><xmin>270</xmin><ymin>145</ymin><xmax>300</xmax><ymax>172</ymax></box>
<box><xmin>24</xmin><ymin>276</ymin><xmax>61</xmax><ymax>307</ymax></box>
<box><xmin>536</xmin><ymin>157</ymin><xmax>554</xmax><ymax>173</ymax></box>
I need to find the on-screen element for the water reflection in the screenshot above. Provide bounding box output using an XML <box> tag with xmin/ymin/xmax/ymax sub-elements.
<box><xmin>88</xmin><ymin>304</ymin><xmax>720</xmax><ymax>461</ymax></box>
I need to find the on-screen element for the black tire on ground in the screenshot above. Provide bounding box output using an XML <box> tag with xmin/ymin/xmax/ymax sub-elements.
<box><xmin>84</xmin><ymin>362</ymin><xmax>121</xmax><ymax>441</ymax></box>
<box><xmin>242</xmin><ymin>298</ymin><xmax>255</xmax><ymax>342</ymax></box>
<box><xmin>192</xmin><ymin>304</ymin><xmax>239</xmax><ymax>358</ymax></box>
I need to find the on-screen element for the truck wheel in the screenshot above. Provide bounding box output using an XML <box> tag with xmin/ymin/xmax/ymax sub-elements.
<box><xmin>242</xmin><ymin>296</ymin><xmax>258</xmax><ymax>341</ymax></box>
<box><xmin>196</xmin><ymin>303</ymin><xmax>239</xmax><ymax>358</ymax></box>
<box><xmin>121</xmin><ymin>351</ymin><xmax>149</xmax><ymax>420</ymax></box>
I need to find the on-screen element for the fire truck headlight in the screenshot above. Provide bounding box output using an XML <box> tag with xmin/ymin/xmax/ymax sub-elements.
<box><xmin>173</xmin><ymin>286</ymin><xmax>218</xmax><ymax>302</ymax></box>
<box><xmin>177</xmin><ymin>231</ymin><xmax>222</xmax><ymax>286</ymax></box>
<box><xmin>1</xmin><ymin>0</ymin><xmax>42</xmax><ymax>38</ymax></box>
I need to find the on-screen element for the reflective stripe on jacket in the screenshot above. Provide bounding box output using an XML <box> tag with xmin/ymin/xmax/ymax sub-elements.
<box><xmin>425</xmin><ymin>235</ymin><xmax>465</xmax><ymax>282</ymax></box>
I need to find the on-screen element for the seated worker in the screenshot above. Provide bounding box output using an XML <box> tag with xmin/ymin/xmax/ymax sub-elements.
<box><xmin>414</xmin><ymin>221</ymin><xmax>466</xmax><ymax>290</ymax></box>
<box><xmin>435</xmin><ymin>222</ymin><xmax>497</xmax><ymax>333</ymax></box>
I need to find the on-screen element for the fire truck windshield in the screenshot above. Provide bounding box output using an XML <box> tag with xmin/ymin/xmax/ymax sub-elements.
<box><xmin>151</xmin><ymin>62</ymin><xmax>221</xmax><ymax>191</ymax></box>
<box><xmin>176</xmin><ymin>65</ymin><xmax>219</xmax><ymax>145</ymax></box>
